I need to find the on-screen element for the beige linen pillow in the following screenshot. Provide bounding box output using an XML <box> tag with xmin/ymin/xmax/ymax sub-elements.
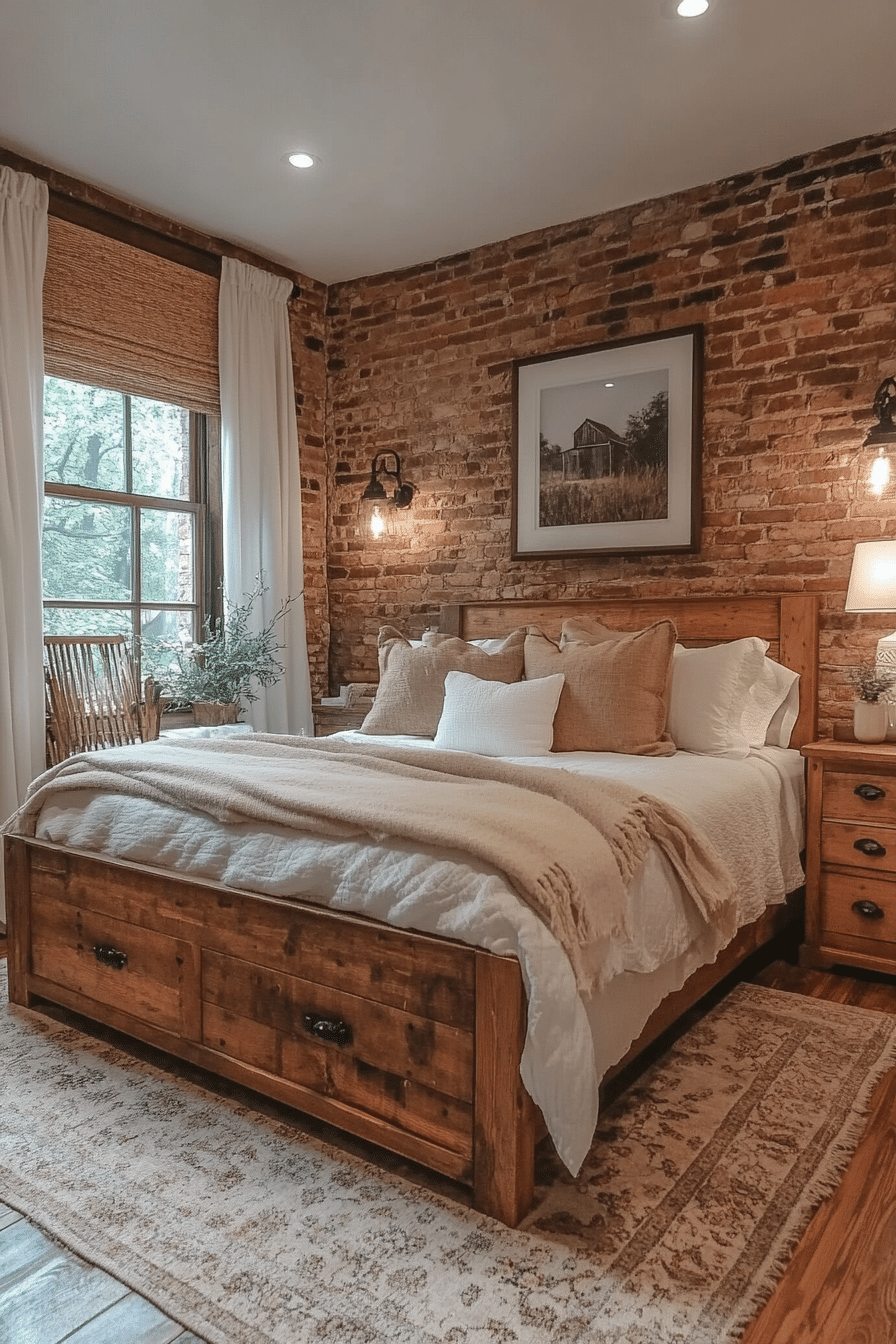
<box><xmin>360</xmin><ymin>626</ymin><xmax>526</xmax><ymax>736</ymax></box>
<box><xmin>524</xmin><ymin>619</ymin><xmax>677</xmax><ymax>755</ymax></box>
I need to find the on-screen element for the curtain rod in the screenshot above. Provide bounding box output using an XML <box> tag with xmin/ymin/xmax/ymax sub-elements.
<box><xmin>1</xmin><ymin>145</ymin><xmax>305</xmax><ymax>300</ymax></box>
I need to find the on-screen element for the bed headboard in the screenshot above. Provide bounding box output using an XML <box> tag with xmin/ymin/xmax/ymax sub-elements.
<box><xmin>438</xmin><ymin>593</ymin><xmax>819</xmax><ymax>749</ymax></box>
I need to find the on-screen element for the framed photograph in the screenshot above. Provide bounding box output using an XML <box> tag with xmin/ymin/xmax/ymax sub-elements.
<box><xmin>511</xmin><ymin>326</ymin><xmax>702</xmax><ymax>559</ymax></box>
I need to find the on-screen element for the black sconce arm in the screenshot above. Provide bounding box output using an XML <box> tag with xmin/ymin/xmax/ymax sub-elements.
<box><xmin>366</xmin><ymin>451</ymin><xmax>416</xmax><ymax>508</ymax></box>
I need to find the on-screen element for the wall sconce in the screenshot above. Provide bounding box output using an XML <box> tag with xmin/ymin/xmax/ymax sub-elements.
<box><xmin>863</xmin><ymin>377</ymin><xmax>896</xmax><ymax>495</ymax></box>
<box><xmin>358</xmin><ymin>451</ymin><xmax>416</xmax><ymax>540</ymax></box>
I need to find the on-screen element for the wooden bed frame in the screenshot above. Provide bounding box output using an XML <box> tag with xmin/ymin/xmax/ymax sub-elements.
<box><xmin>5</xmin><ymin>592</ymin><xmax>818</xmax><ymax>1227</ymax></box>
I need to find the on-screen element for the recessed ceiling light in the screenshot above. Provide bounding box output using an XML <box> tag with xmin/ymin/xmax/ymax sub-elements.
<box><xmin>676</xmin><ymin>0</ymin><xmax>709</xmax><ymax>14</ymax></box>
<box><xmin>287</xmin><ymin>152</ymin><xmax>316</xmax><ymax>169</ymax></box>
<box><xmin>604</xmin><ymin>382</ymin><xmax>615</xmax><ymax>388</ymax></box>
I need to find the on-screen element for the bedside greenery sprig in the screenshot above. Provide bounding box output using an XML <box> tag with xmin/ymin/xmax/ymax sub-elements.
<box><xmin>143</xmin><ymin>578</ymin><xmax>299</xmax><ymax>709</ymax></box>
<box><xmin>845</xmin><ymin>663</ymin><xmax>896</xmax><ymax>703</ymax></box>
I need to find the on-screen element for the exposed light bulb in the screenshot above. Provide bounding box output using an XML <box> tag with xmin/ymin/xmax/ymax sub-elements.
<box><xmin>370</xmin><ymin>506</ymin><xmax>386</xmax><ymax>538</ymax></box>
<box><xmin>676</xmin><ymin>0</ymin><xmax>709</xmax><ymax>14</ymax></box>
<box><xmin>870</xmin><ymin>452</ymin><xmax>891</xmax><ymax>495</ymax></box>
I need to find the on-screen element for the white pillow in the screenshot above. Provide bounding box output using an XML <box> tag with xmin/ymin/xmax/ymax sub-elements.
<box><xmin>668</xmin><ymin>638</ymin><xmax>768</xmax><ymax>758</ymax></box>
<box><xmin>465</xmin><ymin>637</ymin><xmax>515</xmax><ymax>654</ymax></box>
<box><xmin>411</xmin><ymin>635</ymin><xmax>512</xmax><ymax>654</ymax></box>
<box><xmin>433</xmin><ymin>670</ymin><xmax>565</xmax><ymax>757</ymax></box>
<box><xmin>742</xmin><ymin>658</ymin><xmax>801</xmax><ymax>748</ymax></box>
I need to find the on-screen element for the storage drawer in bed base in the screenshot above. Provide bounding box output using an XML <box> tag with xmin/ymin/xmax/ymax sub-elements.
<box><xmin>5</xmin><ymin>835</ymin><xmax>536</xmax><ymax>1227</ymax></box>
<box><xmin>4</xmin><ymin>835</ymin><xmax>802</xmax><ymax>1225</ymax></box>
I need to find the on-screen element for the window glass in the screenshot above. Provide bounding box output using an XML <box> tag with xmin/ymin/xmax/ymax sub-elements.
<box><xmin>140</xmin><ymin>607</ymin><xmax>196</xmax><ymax>687</ymax></box>
<box><xmin>141</xmin><ymin>606</ymin><xmax>195</xmax><ymax>645</ymax></box>
<box><xmin>42</xmin><ymin>376</ymin><xmax>215</xmax><ymax>676</ymax></box>
<box><xmin>42</xmin><ymin>497</ymin><xmax>131</xmax><ymax>601</ymax></box>
<box><xmin>131</xmin><ymin>396</ymin><xmax>191</xmax><ymax>499</ymax></box>
<box><xmin>43</xmin><ymin>379</ymin><xmax>125</xmax><ymax>492</ymax></box>
<box><xmin>42</xmin><ymin>607</ymin><xmax>132</xmax><ymax>638</ymax></box>
<box><xmin>140</xmin><ymin>509</ymin><xmax>195</xmax><ymax>604</ymax></box>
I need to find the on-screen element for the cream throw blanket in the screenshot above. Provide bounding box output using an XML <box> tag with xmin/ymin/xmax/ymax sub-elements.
<box><xmin>11</xmin><ymin>736</ymin><xmax>737</xmax><ymax>997</ymax></box>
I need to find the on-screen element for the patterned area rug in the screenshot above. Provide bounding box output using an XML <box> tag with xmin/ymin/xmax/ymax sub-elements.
<box><xmin>1</xmin><ymin>967</ymin><xmax>895</xmax><ymax>1344</ymax></box>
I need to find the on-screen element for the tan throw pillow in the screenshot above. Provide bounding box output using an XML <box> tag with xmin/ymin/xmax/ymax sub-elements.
<box><xmin>562</xmin><ymin>614</ymin><xmax>680</xmax><ymax>737</ymax></box>
<box><xmin>360</xmin><ymin>626</ymin><xmax>526</xmax><ymax>736</ymax></box>
<box><xmin>524</xmin><ymin>619</ymin><xmax>677</xmax><ymax>755</ymax></box>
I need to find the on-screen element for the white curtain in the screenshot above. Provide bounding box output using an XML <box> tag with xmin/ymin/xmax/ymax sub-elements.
<box><xmin>218</xmin><ymin>258</ymin><xmax>312</xmax><ymax>735</ymax></box>
<box><xmin>0</xmin><ymin>169</ymin><xmax>49</xmax><ymax>926</ymax></box>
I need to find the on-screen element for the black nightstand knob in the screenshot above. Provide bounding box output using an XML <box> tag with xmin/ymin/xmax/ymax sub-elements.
<box><xmin>855</xmin><ymin>783</ymin><xmax>886</xmax><ymax>801</ymax></box>
<box><xmin>854</xmin><ymin>838</ymin><xmax>886</xmax><ymax>860</ymax></box>
<box><xmin>851</xmin><ymin>899</ymin><xmax>885</xmax><ymax>920</ymax></box>
<box><xmin>853</xmin><ymin>837</ymin><xmax>887</xmax><ymax>857</ymax></box>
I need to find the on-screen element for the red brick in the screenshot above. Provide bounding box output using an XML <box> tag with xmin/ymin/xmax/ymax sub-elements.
<box><xmin>321</xmin><ymin>129</ymin><xmax>896</xmax><ymax>721</ymax></box>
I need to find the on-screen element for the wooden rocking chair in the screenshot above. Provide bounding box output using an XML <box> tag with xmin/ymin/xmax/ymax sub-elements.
<box><xmin>44</xmin><ymin>635</ymin><xmax>168</xmax><ymax>766</ymax></box>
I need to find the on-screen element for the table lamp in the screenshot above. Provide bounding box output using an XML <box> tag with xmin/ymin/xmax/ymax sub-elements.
<box><xmin>844</xmin><ymin>539</ymin><xmax>896</xmax><ymax>670</ymax></box>
<box><xmin>845</xmin><ymin>540</ymin><xmax>896</xmax><ymax>740</ymax></box>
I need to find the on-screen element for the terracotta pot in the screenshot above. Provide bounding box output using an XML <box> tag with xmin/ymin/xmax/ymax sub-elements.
<box><xmin>191</xmin><ymin>701</ymin><xmax>240</xmax><ymax>727</ymax></box>
<box><xmin>853</xmin><ymin>698</ymin><xmax>888</xmax><ymax>743</ymax></box>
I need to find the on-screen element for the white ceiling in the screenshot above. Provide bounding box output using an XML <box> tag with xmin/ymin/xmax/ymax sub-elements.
<box><xmin>1</xmin><ymin>0</ymin><xmax>894</xmax><ymax>284</ymax></box>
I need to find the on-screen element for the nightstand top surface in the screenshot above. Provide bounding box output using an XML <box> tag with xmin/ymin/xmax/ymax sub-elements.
<box><xmin>801</xmin><ymin>738</ymin><xmax>896</xmax><ymax>763</ymax></box>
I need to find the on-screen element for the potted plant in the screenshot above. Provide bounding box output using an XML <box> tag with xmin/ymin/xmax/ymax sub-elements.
<box><xmin>845</xmin><ymin>663</ymin><xmax>896</xmax><ymax>743</ymax></box>
<box><xmin>144</xmin><ymin>579</ymin><xmax>298</xmax><ymax>725</ymax></box>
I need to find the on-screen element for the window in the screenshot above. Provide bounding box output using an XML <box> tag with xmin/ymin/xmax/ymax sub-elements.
<box><xmin>42</xmin><ymin>376</ymin><xmax>221</xmax><ymax>664</ymax></box>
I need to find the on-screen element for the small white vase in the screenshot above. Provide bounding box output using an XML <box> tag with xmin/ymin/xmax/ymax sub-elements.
<box><xmin>853</xmin><ymin>698</ymin><xmax>888</xmax><ymax>743</ymax></box>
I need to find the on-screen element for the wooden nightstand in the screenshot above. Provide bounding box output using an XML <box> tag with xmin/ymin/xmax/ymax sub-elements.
<box><xmin>801</xmin><ymin>739</ymin><xmax>896</xmax><ymax>975</ymax></box>
<box><xmin>312</xmin><ymin>701</ymin><xmax>374</xmax><ymax>736</ymax></box>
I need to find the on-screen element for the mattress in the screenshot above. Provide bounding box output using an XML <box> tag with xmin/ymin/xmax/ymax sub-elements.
<box><xmin>31</xmin><ymin>738</ymin><xmax>805</xmax><ymax>1174</ymax></box>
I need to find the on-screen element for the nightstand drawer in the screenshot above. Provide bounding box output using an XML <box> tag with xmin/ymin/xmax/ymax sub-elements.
<box><xmin>312</xmin><ymin>703</ymin><xmax>374</xmax><ymax>736</ymax></box>
<box><xmin>802</xmin><ymin>739</ymin><xmax>896</xmax><ymax>976</ymax></box>
<box><xmin>822</xmin><ymin>769</ymin><xmax>896</xmax><ymax>824</ymax></box>
<box><xmin>820</xmin><ymin>819</ymin><xmax>896</xmax><ymax>874</ymax></box>
<box><xmin>820</xmin><ymin>871</ymin><xmax>896</xmax><ymax>948</ymax></box>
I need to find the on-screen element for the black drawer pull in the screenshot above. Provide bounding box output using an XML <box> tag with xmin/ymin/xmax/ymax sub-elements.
<box><xmin>852</xmin><ymin>899</ymin><xmax>885</xmax><ymax>920</ymax></box>
<box><xmin>303</xmin><ymin>1012</ymin><xmax>353</xmax><ymax>1048</ymax></box>
<box><xmin>854</xmin><ymin>838</ymin><xmax>887</xmax><ymax>857</ymax></box>
<box><xmin>855</xmin><ymin>783</ymin><xmax>886</xmax><ymax>802</ymax></box>
<box><xmin>92</xmin><ymin>944</ymin><xmax>128</xmax><ymax>970</ymax></box>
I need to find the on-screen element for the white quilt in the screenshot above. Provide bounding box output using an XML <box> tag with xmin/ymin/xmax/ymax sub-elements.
<box><xmin>32</xmin><ymin>736</ymin><xmax>805</xmax><ymax>1175</ymax></box>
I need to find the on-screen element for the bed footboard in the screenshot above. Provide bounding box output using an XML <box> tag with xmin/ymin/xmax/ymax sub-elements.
<box><xmin>4</xmin><ymin>835</ymin><xmax>536</xmax><ymax>1227</ymax></box>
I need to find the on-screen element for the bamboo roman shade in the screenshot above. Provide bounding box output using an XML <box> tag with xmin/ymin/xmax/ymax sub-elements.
<box><xmin>43</xmin><ymin>216</ymin><xmax>219</xmax><ymax>412</ymax></box>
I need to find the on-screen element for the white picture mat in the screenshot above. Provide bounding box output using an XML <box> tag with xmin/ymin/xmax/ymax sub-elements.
<box><xmin>514</xmin><ymin>330</ymin><xmax>698</xmax><ymax>556</ymax></box>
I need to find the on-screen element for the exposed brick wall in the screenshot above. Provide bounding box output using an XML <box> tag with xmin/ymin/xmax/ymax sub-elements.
<box><xmin>323</xmin><ymin>130</ymin><xmax>896</xmax><ymax>737</ymax></box>
<box><xmin>288</xmin><ymin>281</ymin><xmax>329</xmax><ymax>699</ymax></box>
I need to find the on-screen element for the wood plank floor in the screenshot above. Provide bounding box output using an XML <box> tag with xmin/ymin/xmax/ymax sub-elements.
<box><xmin>0</xmin><ymin>932</ymin><xmax>207</xmax><ymax>1342</ymax></box>
<box><xmin>0</xmin><ymin>1202</ymin><xmax>203</xmax><ymax>1342</ymax></box>
<box><xmin>1</xmin><ymin>937</ymin><xmax>894</xmax><ymax>1343</ymax></box>
<box><xmin>742</xmin><ymin>960</ymin><xmax>896</xmax><ymax>1344</ymax></box>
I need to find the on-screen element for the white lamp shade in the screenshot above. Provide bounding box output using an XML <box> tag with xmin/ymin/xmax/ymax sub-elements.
<box><xmin>845</xmin><ymin>540</ymin><xmax>896</xmax><ymax>612</ymax></box>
